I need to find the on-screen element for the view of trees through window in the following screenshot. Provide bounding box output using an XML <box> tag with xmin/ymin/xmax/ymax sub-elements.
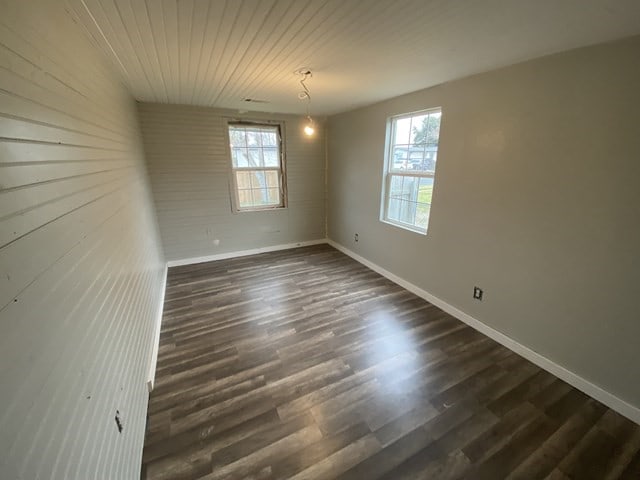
<box><xmin>228</xmin><ymin>123</ymin><xmax>285</xmax><ymax>210</ymax></box>
<box><xmin>384</xmin><ymin>109</ymin><xmax>441</xmax><ymax>232</ymax></box>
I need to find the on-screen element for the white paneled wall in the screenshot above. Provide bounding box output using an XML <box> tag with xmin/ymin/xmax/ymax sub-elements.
<box><xmin>138</xmin><ymin>103</ymin><xmax>326</xmax><ymax>262</ymax></box>
<box><xmin>0</xmin><ymin>1</ymin><xmax>165</xmax><ymax>478</ymax></box>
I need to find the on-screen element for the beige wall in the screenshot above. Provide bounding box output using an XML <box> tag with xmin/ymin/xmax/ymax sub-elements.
<box><xmin>0</xmin><ymin>0</ymin><xmax>165</xmax><ymax>478</ymax></box>
<box><xmin>138</xmin><ymin>103</ymin><xmax>326</xmax><ymax>262</ymax></box>
<box><xmin>328</xmin><ymin>35</ymin><xmax>640</xmax><ymax>409</ymax></box>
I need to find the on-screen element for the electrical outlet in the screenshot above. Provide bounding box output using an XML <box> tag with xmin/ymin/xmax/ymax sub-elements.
<box><xmin>354</xmin><ymin>233</ymin><xmax>359</xmax><ymax>242</ymax></box>
<box><xmin>473</xmin><ymin>286</ymin><xmax>483</xmax><ymax>301</ymax></box>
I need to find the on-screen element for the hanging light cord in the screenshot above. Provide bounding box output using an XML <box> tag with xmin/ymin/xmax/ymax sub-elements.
<box><xmin>296</xmin><ymin>69</ymin><xmax>315</xmax><ymax>135</ymax></box>
<box><xmin>298</xmin><ymin>71</ymin><xmax>312</xmax><ymax>118</ymax></box>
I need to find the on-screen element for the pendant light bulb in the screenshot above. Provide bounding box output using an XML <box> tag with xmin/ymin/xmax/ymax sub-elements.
<box><xmin>304</xmin><ymin>117</ymin><xmax>315</xmax><ymax>136</ymax></box>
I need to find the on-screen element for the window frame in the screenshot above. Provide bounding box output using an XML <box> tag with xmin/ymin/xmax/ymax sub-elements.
<box><xmin>380</xmin><ymin>107</ymin><xmax>442</xmax><ymax>235</ymax></box>
<box><xmin>224</xmin><ymin>119</ymin><xmax>288</xmax><ymax>213</ymax></box>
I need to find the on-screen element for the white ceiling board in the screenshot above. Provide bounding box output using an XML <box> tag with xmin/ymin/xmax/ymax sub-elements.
<box><xmin>68</xmin><ymin>0</ymin><xmax>640</xmax><ymax>115</ymax></box>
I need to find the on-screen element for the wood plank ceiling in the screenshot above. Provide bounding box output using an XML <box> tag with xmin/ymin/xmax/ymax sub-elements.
<box><xmin>68</xmin><ymin>0</ymin><xmax>640</xmax><ymax>115</ymax></box>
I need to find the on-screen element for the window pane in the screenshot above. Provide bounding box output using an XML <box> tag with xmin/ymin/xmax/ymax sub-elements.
<box><xmin>261</xmin><ymin>130</ymin><xmax>277</xmax><ymax>146</ymax></box>
<box><xmin>389</xmin><ymin>175</ymin><xmax>404</xmax><ymax>197</ymax></box>
<box><xmin>236</xmin><ymin>171</ymin><xmax>252</xmax><ymax>189</ymax></box>
<box><xmin>249</xmin><ymin>189</ymin><xmax>261</xmax><ymax>207</ymax></box>
<box><xmin>389</xmin><ymin>174</ymin><xmax>419</xmax><ymax>201</ymax></box>
<box><xmin>391</xmin><ymin>146</ymin><xmax>410</xmax><ymax>170</ymax></box>
<box><xmin>251</xmin><ymin>171</ymin><xmax>266</xmax><ymax>189</ymax></box>
<box><xmin>398</xmin><ymin>199</ymin><xmax>412</xmax><ymax>224</ymax></box>
<box><xmin>408</xmin><ymin>147</ymin><xmax>425</xmax><ymax>171</ymax></box>
<box><xmin>232</xmin><ymin>148</ymin><xmax>249</xmax><ymax>167</ymax></box>
<box><xmin>263</xmin><ymin>147</ymin><xmax>279</xmax><ymax>167</ymax></box>
<box><xmin>388</xmin><ymin>197</ymin><xmax>402</xmax><ymax>222</ymax></box>
<box><xmin>409</xmin><ymin>149</ymin><xmax>425</xmax><ymax>161</ymax></box>
<box><xmin>238</xmin><ymin>189</ymin><xmax>253</xmax><ymax>208</ymax></box>
<box><xmin>249</xmin><ymin>189</ymin><xmax>259</xmax><ymax>205</ymax></box>
<box><xmin>425</xmin><ymin>149</ymin><xmax>437</xmax><ymax>171</ymax></box>
<box><xmin>229</xmin><ymin>128</ymin><xmax>246</xmax><ymax>148</ymax></box>
<box><xmin>415</xmin><ymin>203</ymin><xmax>430</xmax><ymax>230</ymax></box>
<box><xmin>394</xmin><ymin>117</ymin><xmax>411</xmax><ymax>145</ymax></box>
<box><xmin>405</xmin><ymin>176</ymin><xmax>419</xmax><ymax>201</ymax></box>
<box><xmin>250</xmin><ymin>188</ymin><xmax>279</xmax><ymax>206</ymax></box>
<box><xmin>246</xmin><ymin>130</ymin><xmax>260</xmax><ymax>146</ymax></box>
<box><xmin>410</xmin><ymin>114</ymin><xmax>429</xmax><ymax>144</ymax></box>
<box><xmin>264</xmin><ymin>170</ymin><xmax>279</xmax><ymax>189</ymax></box>
<box><xmin>266</xmin><ymin>188</ymin><xmax>280</xmax><ymax>203</ymax></box>
<box><xmin>388</xmin><ymin>198</ymin><xmax>417</xmax><ymax>226</ymax></box>
<box><xmin>425</xmin><ymin>112</ymin><xmax>441</xmax><ymax>145</ymax></box>
<box><xmin>248</xmin><ymin>148</ymin><xmax>263</xmax><ymax>167</ymax></box>
<box><xmin>418</xmin><ymin>177</ymin><xmax>434</xmax><ymax>204</ymax></box>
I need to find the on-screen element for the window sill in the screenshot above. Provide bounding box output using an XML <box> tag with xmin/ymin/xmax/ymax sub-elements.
<box><xmin>233</xmin><ymin>206</ymin><xmax>287</xmax><ymax>213</ymax></box>
<box><xmin>380</xmin><ymin>218</ymin><xmax>427</xmax><ymax>235</ymax></box>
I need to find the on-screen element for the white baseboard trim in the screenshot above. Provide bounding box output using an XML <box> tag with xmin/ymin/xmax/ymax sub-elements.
<box><xmin>166</xmin><ymin>239</ymin><xmax>328</xmax><ymax>267</ymax></box>
<box><xmin>327</xmin><ymin>239</ymin><xmax>640</xmax><ymax>425</ymax></box>
<box><xmin>147</xmin><ymin>264</ymin><xmax>168</xmax><ymax>392</ymax></box>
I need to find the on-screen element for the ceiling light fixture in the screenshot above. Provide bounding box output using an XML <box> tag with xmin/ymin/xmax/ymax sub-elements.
<box><xmin>296</xmin><ymin>68</ymin><xmax>315</xmax><ymax>136</ymax></box>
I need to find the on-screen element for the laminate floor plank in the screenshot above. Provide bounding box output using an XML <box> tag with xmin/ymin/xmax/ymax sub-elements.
<box><xmin>506</xmin><ymin>399</ymin><xmax>608</xmax><ymax>480</ymax></box>
<box><xmin>142</xmin><ymin>245</ymin><xmax>639</xmax><ymax>479</ymax></box>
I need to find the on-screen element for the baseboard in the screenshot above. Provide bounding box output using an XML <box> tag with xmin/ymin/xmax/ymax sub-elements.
<box><xmin>146</xmin><ymin>264</ymin><xmax>168</xmax><ymax>392</ymax></box>
<box><xmin>326</xmin><ymin>239</ymin><xmax>640</xmax><ymax>425</ymax></box>
<box><xmin>166</xmin><ymin>239</ymin><xmax>328</xmax><ymax>267</ymax></box>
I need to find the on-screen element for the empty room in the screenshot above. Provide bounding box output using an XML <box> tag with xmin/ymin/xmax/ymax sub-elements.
<box><xmin>2</xmin><ymin>0</ymin><xmax>640</xmax><ymax>479</ymax></box>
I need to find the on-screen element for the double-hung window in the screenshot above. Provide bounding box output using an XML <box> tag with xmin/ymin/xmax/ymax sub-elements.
<box><xmin>227</xmin><ymin>122</ymin><xmax>286</xmax><ymax>211</ymax></box>
<box><xmin>381</xmin><ymin>108</ymin><xmax>442</xmax><ymax>234</ymax></box>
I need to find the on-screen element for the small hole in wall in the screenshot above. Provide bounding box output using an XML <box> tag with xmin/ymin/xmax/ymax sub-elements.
<box><xmin>115</xmin><ymin>410</ymin><xmax>123</xmax><ymax>433</ymax></box>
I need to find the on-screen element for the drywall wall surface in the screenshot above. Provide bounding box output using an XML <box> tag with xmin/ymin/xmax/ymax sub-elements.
<box><xmin>0</xmin><ymin>0</ymin><xmax>165</xmax><ymax>478</ymax></box>
<box><xmin>138</xmin><ymin>103</ymin><xmax>326</xmax><ymax>262</ymax></box>
<box><xmin>328</xmin><ymin>35</ymin><xmax>640</xmax><ymax>409</ymax></box>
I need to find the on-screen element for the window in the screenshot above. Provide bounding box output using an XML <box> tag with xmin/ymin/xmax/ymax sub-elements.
<box><xmin>381</xmin><ymin>108</ymin><xmax>442</xmax><ymax>234</ymax></box>
<box><xmin>227</xmin><ymin>122</ymin><xmax>286</xmax><ymax>211</ymax></box>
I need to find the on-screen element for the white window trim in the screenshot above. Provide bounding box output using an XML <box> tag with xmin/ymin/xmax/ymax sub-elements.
<box><xmin>380</xmin><ymin>107</ymin><xmax>441</xmax><ymax>235</ymax></box>
<box><xmin>224</xmin><ymin>118</ymin><xmax>288</xmax><ymax>213</ymax></box>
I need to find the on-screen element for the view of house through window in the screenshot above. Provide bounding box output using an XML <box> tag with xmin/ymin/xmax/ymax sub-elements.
<box><xmin>382</xmin><ymin>108</ymin><xmax>441</xmax><ymax>233</ymax></box>
<box><xmin>227</xmin><ymin>122</ymin><xmax>286</xmax><ymax>211</ymax></box>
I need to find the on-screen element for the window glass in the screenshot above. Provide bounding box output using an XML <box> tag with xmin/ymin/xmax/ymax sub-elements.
<box><xmin>381</xmin><ymin>109</ymin><xmax>441</xmax><ymax>233</ymax></box>
<box><xmin>228</xmin><ymin>123</ymin><xmax>286</xmax><ymax>211</ymax></box>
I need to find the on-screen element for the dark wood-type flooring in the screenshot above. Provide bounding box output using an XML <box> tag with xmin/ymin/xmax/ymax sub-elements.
<box><xmin>142</xmin><ymin>244</ymin><xmax>640</xmax><ymax>479</ymax></box>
